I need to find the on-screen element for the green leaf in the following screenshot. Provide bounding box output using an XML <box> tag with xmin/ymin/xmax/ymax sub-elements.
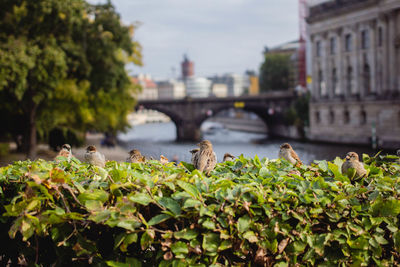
<box><xmin>89</xmin><ymin>210</ymin><xmax>111</xmax><ymax>223</ymax></box>
<box><xmin>202</xmin><ymin>219</ymin><xmax>216</xmax><ymax>230</ymax></box>
<box><xmin>128</xmin><ymin>192</ymin><xmax>153</xmax><ymax>206</ymax></box>
<box><xmin>183</xmin><ymin>198</ymin><xmax>201</xmax><ymax>209</ymax></box>
<box><xmin>84</xmin><ymin>200</ymin><xmax>103</xmax><ymax>211</ymax></box>
<box><xmin>202</xmin><ymin>233</ymin><xmax>220</xmax><ymax>253</ymax></box>
<box><xmin>370</xmin><ymin>197</ymin><xmax>400</xmax><ymax>217</ymax></box>
<box><xmin>171</xmin><ymin>241</ymin><xmax>189</xmax><ymax>255</ymax></box>
<box><xmin>117</xmin><ymin>219</ymin><xmax>142</xmax><ymax>231</ymax></box>
<box><xmin>393</xmin><ymin>232</ymin><xmax>400</xmax><ymax>251</ymax></box>
<box><xmin>141</xmin><ymin>229</ymin><xmax>155</xmax><ymax>250</ymax></box>
<box><xmin>347</xmin><ymin>237</ymin><xmax>369</xmax><ymax>250</ymax></box>
<box><xmin>158</xmin><ymin>197</ymin><xmax>181</xmax><ymax>216</ymax></box>
<box><xmin>106</xmin><ymin>261</ymin><xmax>130</xmax><ymax>267</ymax></box>
<box><xmin>243</xmin><ymin>231</ymin><xmax>258</xmax><ymax>243</ymax></box>
<box><xmin>177</xmin><ymin>180</ymin><xmax>200</xmax><ymax>198</ymax></box>
<box><xmin>78</xmin><ymin>189</ymin><xmax>109</xmax><ymax>203</ymax></box>
<box><xmin>174</xmin><ymin>229</ymin><xmax>198</xmax><ymax>240</ymax></box>
<box><xmin>148</xmin><ymin>214</ymin><xmax>171</xmax><ymax>226</ymax></box>
<box><xmin>237</xmin><ymin>215</ymin><xmax>251</xmax><ymax>233</ymax></box>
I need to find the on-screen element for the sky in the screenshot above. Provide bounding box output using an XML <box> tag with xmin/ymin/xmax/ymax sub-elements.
<box><xmin>91</xmin><ymin>0</ymin><xmax>299</xmax><ymax>79</ymax></box>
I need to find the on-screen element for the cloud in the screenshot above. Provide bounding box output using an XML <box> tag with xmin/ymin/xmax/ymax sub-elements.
<box><xmin>89</xmin><ymin>0</ymin><xmax>299</xmax><ymax>78</ymax></box>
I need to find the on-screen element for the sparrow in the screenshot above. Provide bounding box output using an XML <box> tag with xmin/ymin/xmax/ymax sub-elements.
<box><xmin>127</xmin><ymin>149</ymin><xmax>146</xmax><ymax>163</ymax></box>
<box><xmin>190</xmin><ymin>148</ymin><xmax>200</xmax><ymax>165</ymax></box>
<box><xmin>223</xmin><ymin>153</ymin><xmax>235</xmax><ymax>162</ymax></box>
<box><xmin>160</xmin><ymin>155</ymin><xmax>169</xmax><ymax>164</ymax></box>
<box><xmin>341</xmin><ymin>152</ymin><xmax>367</xmax><ymax>180</ymax></box>
<box><xmin>194</xmin><ymin>140</ymin><xmax>217</xmax><ymax>175</ymax></box>
<box><xmin>55</xmin><ymin>144</ymin><xmax>72</xmax><ymax>161</ymax></box>
<box><xmin>397</xmin><ymin>149</ymin><xmax>400</xmax><ymax>163</ymax></box>
<box><xmin>84</xmin><ymin>145</ymin><xmax>106</xmax><ymax>168</ymax></box>
<box><xmin>279</xmin><ymin>143</ymin><xmax>302</xmax><ymax>167</ymax></box>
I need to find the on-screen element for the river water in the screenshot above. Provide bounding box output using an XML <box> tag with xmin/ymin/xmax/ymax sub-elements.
<box><xmin>118</xmin><ymin>122</ymin><xmax>379</xmax><ymax>164</ymax></box>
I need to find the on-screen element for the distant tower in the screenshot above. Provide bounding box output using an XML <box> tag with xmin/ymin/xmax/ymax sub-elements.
<box><xmin>181</xmin><ymin>54</ymin><xmax>194</xmax><ymax>80</ymax></box>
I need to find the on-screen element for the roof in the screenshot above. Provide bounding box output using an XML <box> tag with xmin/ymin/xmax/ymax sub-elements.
<box><xmin>131</xmin><ymin>77</ymin><xmax>157</xmax><ymax>88</ymax></box>
<box><xmin>266</xmin><ymin>40</ymin><xmax>300</xmax><ymax>54</ymax></box>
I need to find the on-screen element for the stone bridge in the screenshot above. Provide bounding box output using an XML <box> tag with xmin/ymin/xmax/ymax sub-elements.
<box><xmin>136</xmin><ymin>91</ymin><xmax>296</xmax><ymax>141</ymax></box>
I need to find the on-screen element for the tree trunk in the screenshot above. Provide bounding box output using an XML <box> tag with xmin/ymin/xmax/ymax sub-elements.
<box><xmin>26</xmin><ymin>101</ymin><xmax>38</xmax><ymax>159</ymax></box>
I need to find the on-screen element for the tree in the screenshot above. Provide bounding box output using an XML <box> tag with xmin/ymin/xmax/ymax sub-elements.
<box><xmin>0</xmin><ymin>0</ymin><xmax>142</xmax><ymax>158</ymax></box>
<box><xmin>259</xmin><ymin>53</ymin><xmax>291</xmax><ymax>92</ymax></box>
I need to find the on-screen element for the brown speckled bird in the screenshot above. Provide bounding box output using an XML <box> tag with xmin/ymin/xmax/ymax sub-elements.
<box><xmin>341</xmin><ymin>152</ymin><xmax>367</xmax><ymax>180</ymax></box>
<box><xmin>397</xmin><ymin>150</ymin><xmax>400</xmax><ymax>163</ymax></box>
<box><xmin>84</xmin><ymin>145</ymin><xmax>106</xmax><ymax>168</ymax></box>
<box><xmin>194</xmin><ymin>140</ymin><xmax>217</xmax><ymax>175</ymax></box>
<box><xmin>55</xmin><ymin>144</ymin><xmax>72</xmax><ymax>161</ymax></box>
<box><xmin>160</xmin><ymin>155</ymin><xmax>169</xmax><ymax>164</ymax></box>
<box><xmin>127</xmin><ymin>149</ymin><xmax>146</xmax><ymax>163</ymax></box>
<box><xmin>223</xmin><ymin>153</ymin><xmax>235</xmax><ymax>162</ymax></box>
<box><xmin>279</xmin><ymin>143</ymin><xmax>302</xmax><ymax>167</ymax></box>
<box><xmin>190</xmin><ymin>148</ymin><xmax>200</xmax><ymax>165</ymax></box>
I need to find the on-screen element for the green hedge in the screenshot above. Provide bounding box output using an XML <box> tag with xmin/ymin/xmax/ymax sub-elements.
<box><xmin>0</xmin><ymin>153</ymin><xmax>400</xmax><ymax>266</ymax></box>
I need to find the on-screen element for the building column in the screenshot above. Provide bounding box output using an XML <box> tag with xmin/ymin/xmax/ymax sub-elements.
<box><xmin>370</xmin><ymin>20</ymin><xmax>377</xmax><ymax>94</ymax></box>
<box><xmin>351</xmin><ymin>24</ymin><xmax>360</xmax><ymax>96</ymax></box>
<box><xmin>380</xmin><ymin>13</ymin><xmax>389</xmax><ymax>93</ymax></box>
<box><xmin>388</xmin><ymin>11</ymin><xmax>396</xmax><ymax>92</ymax></box>
<box><xmin>321</xmin><ymin>33</ymin><xmax>329</xmax><ymax>98</ymax></box>
<box><xmin>337</xmin><ymin>28</ymin><xmax>344</xmax><ymax>96</ymax></box>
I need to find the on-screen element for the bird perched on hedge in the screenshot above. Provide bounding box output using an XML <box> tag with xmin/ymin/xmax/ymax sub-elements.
<box><xmin>160</xmin><ymin>155</ymin><xmax>169</xmax><ymax>164</ymax></box>
<box><xmin>223</xmin><ymin>153</ymin><xmax>235</xmax><ymax>162</ymax></box>
<box><xmin>55</xmin><ymin>144</ymin><xmax>72</xmax><ymax>161</ymax></box>
<box><xmin>341</xmin><ymin>152</ymin><xmax>367</xmax><ymax>180</ymax></box>
<box><xmin>194</xmin><ymin>140</ymin><xmax>217</xmax><ymax>175</ymax></box>
<box><xmin>85</xmin><ymin>145</ymin><xmax>106</xmax><ymax>168</ymax></box>
<box><xmin>279</xmin><ymin>143</ymin><xmax>302</xmax><ymax>167</ymax></box>
<box><xmin>397</xmin><ymin>149</ymin><xmax>400</xmax><ymax>163</ymax></box>
<box><xmin>190</xmin><ymin>148</ymin><xmax>199</xmax><ymax>165</ymax></box>
<box><xmin>127</xmin><ymin>149</ymin><xmax>146</xmax><ymax>163</ymax></box>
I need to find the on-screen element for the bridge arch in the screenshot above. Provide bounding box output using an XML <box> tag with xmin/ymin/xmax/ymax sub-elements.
<box><xmin>194</xmin><ymin>104</ymin><xmax>280</xmax><ymax>133</ymax></box>
<box><xmin>136</xmin><ymin>92</ymin><xmax>295</xmax><ymax>141</ymax></box>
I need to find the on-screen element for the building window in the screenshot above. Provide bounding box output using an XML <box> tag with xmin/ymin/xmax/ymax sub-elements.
<box><xmin>315</xmin><ymin>111</ymin><xmax>321</xmax><ymax>124</ymax></box>
<box><xmin>361</xmin><ymin>30</ymin><xmax>370</xmax><ymax>49</ymax></box>
<box><xmin>332</xmin><ymin>68</ymin><xmax>338</xmax><ymax>95</ymax></box>
<box><xmin>378</xmin><ymin>27</ymin><xmax>383</xmax><ymax>47</ymax></box>
<box><xmin>347</xmin><ymin>66</ymin><xmax>353</xmax><ymax>94</ymax></box>
<box><xmin>344</xmin><ymin>110</ymin><xmax>350</xmax><ymax>124</ymax></box>
<box><xmin>364</xmin><ymin>64</ymin><xmax>371</xmax><ymax>94</ymax></box>
<box><xmin>360</xmin><ymin>110</ymin><xmax>367</xmax><ymax>125</ymax></box>
<box><xmin>329</xmin><ymin>110</ymin><xmax>335</xmax><ymax>124</ymax></box>
<box><xmin>330</xmin><ymin>37</ymin><xmax>336</xmax><ymax>55</ymax></box>
<box><xmin>345</xmin><ymin>34</ymin><xmax>352</xmax><ymax>52</ymax></box>
<box><xmin>316</xmin><ymin>41</ymin><xmax>322</xmax><ymax>57</ymax></box>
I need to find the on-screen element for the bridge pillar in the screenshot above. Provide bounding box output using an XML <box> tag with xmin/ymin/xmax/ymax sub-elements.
<box><xmin>177</xmin><ymin>122</ymin><xmax>201</xmax><ymax>141</ymax></box>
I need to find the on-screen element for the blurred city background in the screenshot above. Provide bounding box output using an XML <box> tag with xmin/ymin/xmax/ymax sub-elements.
<box><xmin>0</xmin><ymin>0</ymin><xmax>399</xmax><ymax>165</ymax></box>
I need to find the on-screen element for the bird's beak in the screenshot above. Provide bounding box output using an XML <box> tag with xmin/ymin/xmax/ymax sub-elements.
<box><xmin>345</xmin><ymin>155</ymin><xmax>350</xmax><ymax>160</ymax></box>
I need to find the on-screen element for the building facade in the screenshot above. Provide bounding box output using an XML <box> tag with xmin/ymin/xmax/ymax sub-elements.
<box><xmin>208</xmin><ymin>74</ymin><xmax>245</xmax><ymax>96</ymax></box>
<box><xmin>185</xmin><ymin>77</ymin><xmax>212</xmax><ymax>98</ymax></box>
<box><xmin>307</xmin><ymin>0</ymin><xmax>400</xmax><ymax>148</ymax></box>
<box><xmin>132</xmin><ymin>74</ymin><xmax>158</xmax><ymax>100</ymax></box>
<box><xmin>157</xmin><ymin>79</ymin><xmax>186</xmax><ymax>99</ymax></box>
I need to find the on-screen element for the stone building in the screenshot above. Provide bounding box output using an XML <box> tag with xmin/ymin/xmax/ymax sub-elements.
<box><xmin>307</xmin><ymin>0</ymin><xmax>400</xmax><ymax>148</ymax></box>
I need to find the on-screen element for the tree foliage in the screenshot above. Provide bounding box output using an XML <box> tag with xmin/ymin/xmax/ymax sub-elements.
<box><xmin>1</xmin><ymin>153</ymin><xmax>400</xmax><ymax>266</ymax></box>
<box><xmin>259</xmin><ymin>53</ymin><xmax>291</xmax><ymax>92</ymax></box>
<box><xmin>0</xmin><ymin>0</ymin><xmax>142</xmax><ymax>157</ymax></box>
